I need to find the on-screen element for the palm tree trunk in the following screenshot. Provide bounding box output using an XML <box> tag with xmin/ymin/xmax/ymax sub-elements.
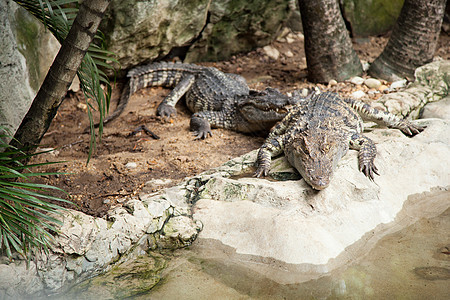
<box><xmin>11</xmin><ymin>0</ymin><xmax>110</xmax><ymax>152</ymax></box>
<box><xmin>298</xmin><ymin>0</ymin><xmax>362</xmax><ymax>83</ymax></box>
<box><xmin>369</xmin><ymin>0</ymin><xmax>447</xmax><ymax>81</ymax></box>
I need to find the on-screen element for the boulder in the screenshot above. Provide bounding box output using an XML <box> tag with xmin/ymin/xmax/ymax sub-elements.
<box><xmin>373</xmin><ymin>60</ymin><xmax>450</xmax><ymax>118</ymax></box>
<box><xmin>0</xmin><ymin>1</ymin><xmax>59</xmax><ymax>140</ymax></box>
<box><xmin>342</xmin><ymin>0</ymin><xmax>404</xmax><ymax>37</ymax></box>
<box><xmin>191</xmin><ymin>117</ymin><xmax>449</xmax><ymax>267</ymax></box>
<box><xmin>100</xmin><ymin>0</ymin><xmax>294</xmax><ymax>70</ymax></box>
<box><xmin>0</xmin><ymin>196</ymin><xmax>201</xmax><ymax>298</ymax></box>
<box><xmin>185</xmin><ymin>0</ymin><xmax>294</xmax><ymax>62</ymax></box>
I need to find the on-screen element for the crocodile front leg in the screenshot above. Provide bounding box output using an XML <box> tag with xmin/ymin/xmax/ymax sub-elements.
<box><xmin>254</xmin><ymin>137</ymin><xmax>284</xmax><ymax>177</ymax></box>
<box><xmin>156</xmin><ymin>74</ymin><xmax>196</xmax><ymax>118</ymax></box>
<box><xmin>190</xmin><ymin>109</ymin><xmax>233</xmax><ymax>139</ymax></box>
<box><xmin>190</xmin><ymin>113</ymin><xmax>214</xmax><ymax>139</ymax></box>
<box><xmin>349</xmin><ymin>133</ymin><xmax>379</xmax><ymax>180</ymax></box>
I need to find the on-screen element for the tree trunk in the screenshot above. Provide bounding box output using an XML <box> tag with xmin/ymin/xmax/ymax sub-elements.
<box><xmin>298</xmin><ymin>0</ymin><xmax>362</xmax><ymax>83</ymax></box>
<box><xmin>369</xmin><ymin>0</ymin><xmax>447</xmax><ymax>81</ymax></box>
<box><xmin>11</xmin><ymin>0</ymin><xmax>110</xmax><ymax>152</ymax></box>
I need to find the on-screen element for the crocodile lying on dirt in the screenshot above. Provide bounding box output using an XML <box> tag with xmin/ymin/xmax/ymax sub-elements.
<box><xmin>101</xmin><ymin>61</ymin><xmax>298</xmax><ymax>139</ymax></box>
<box><xmin>254</xmin><ymin>91</ymin><xmax>425</xmax><ymax>190</ymax></box>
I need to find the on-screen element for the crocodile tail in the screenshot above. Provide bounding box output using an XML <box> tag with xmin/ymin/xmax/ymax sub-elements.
<box><xmin>128</xmin><ymin>61</ymin><xmax>202</xmax><ymax>93</ymax></box>
<box><xmin>103</xmin><ymin>80</ymin><xmax>132</xmax><ymax>125</ymax></box>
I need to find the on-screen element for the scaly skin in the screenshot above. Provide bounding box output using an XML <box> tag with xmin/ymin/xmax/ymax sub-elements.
<box><xmin>254</xmin><ymin>91</ymin><xmax>425</xmax><ymax>190</ymax></box>
<box><xmin>99</xmin><ymin>62</ymin><xmax>298</xmax><ymax>139</ymax></box>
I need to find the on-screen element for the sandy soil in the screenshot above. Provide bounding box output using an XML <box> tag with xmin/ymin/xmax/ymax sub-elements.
<box><xmin>31</xmin><ymin>30</ymin><xmax>450</xmax><ymax>217</ymax></box>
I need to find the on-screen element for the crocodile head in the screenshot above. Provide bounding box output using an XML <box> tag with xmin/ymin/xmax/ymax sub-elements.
<box><xmin>285</xmin><ymin>129</ymin><xmax>348</xmax><ymax>190</ymax></box>
<box><xmin>237</xmin><ymin>88</ymin><xmax>298</xmax><ymax>131</ymax></box>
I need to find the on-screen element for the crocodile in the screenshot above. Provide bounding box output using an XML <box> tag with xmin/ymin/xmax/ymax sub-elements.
<box><xmin>101</xmin><ymin>61</ymin><xmax>297</xmax><ymax>138</ymax></box>
<box><xmin>254</xmin><ymin>91</ymin><xmax>425</xmax><ymax>190</ymax></box>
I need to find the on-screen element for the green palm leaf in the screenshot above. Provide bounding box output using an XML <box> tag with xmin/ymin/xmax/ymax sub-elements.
<box><xmin>0</xmin><ymin>127</ymin><xmax>70</xmax><ymax>259</ymax></box>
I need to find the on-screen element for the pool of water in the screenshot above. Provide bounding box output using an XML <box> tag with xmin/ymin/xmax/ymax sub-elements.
<box><xmin>58</xmin><ymin>190</ymin><xmax>450</xmax><ymax>299</ymax></box>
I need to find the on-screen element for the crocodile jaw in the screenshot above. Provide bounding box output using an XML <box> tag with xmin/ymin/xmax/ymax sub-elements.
<box><xmin>285</xmin><ymin>132</ymin><xmax>348</xmax><ymax>190</ymax></box>
<box><xmin>239</xmin><ymin>104</ymin><xmax>288</xmax><ymax>123</ymax></box>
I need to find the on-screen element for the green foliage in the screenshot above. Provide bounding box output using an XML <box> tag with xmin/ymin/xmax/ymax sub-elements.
<box><xmin>0</xmin><ymin>128</ymin><xmax>70</xmax><ymax>259</ymax></box>
<box><xmin>14</xmin><ymin>0</ymin><xmax>118</xmax><ymax>162</ymax></box>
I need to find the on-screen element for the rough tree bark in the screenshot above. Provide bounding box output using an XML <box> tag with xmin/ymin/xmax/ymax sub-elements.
<box><xmin>369</xmin><ymin>0</ymin><xmax>447</xmax><ymax>81</ymax></box>
<box><xmin>11</xmin><ymin>0</ymin><xmax>111</xmax><ymax>152</ymax></box>
<box><xmin>298</xmin><ymin>0</ymin><xmax>362</xmax><ymax>83</ymax></box>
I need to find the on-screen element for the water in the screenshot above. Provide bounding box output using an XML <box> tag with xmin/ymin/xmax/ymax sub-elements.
<box><xmin>60</xmin><ymin>190</ymin><xmax>450</xmax><ymax>299</ymax></box>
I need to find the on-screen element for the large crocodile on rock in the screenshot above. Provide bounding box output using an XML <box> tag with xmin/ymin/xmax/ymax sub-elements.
<box><xmin>100</xmin><ymin>61</ymin><xmax>298</xmax><ymax>139</ymax></box>
<box><xmin>254</xmin><ymin>91</ymin><xmax>425</xmax><ymax>190</ymax></box>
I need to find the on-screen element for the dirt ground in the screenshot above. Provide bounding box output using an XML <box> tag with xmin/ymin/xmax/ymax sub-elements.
<box><xmin>32</xmin><ymin>30</ymin><xmax>450</xmax><ymax>217</ymax></box>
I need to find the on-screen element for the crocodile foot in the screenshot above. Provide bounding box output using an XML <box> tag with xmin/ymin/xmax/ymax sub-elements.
<box><xmin>190</xmin><ymin>116</ymin><xmax>213</xmax><ymax>139</ymax></box>
<box><xmin>254</xmin><ymin>165</ymin><xmax>269</xmax><ymax>178</ymax></box>
<box><xmin>359</xmin><ymin>160</ymin><xmax>379</xmax><ymax>181</ymax></box>
<box><xmin>396</xmin><ymin>119</ymin><xmax>426</xmax><ymax>136</ymax></box>
<box><xmin>157</xmin><ymin>102</ymin><xmax>177</xmax><ymax>118</ymax></box>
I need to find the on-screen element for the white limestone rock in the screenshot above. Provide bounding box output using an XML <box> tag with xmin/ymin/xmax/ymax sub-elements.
<box><xmin>390</xmin><ymin>79</ymin><xmax>408</xmax><ymax>90</ymax></box>
<box><xmin>376</xmin><ymin>60</ymin><xmax>450</xmax><ymax>118</ymax></box>
<box><xmin>192</xmin><ymin>118</ymin><xmax>450</xmax><ymax>266</ymax></box>
<box><xmin>422</xmin><ymin>96</ymin><xmax>450</xmax><ymax>119</ymax></box>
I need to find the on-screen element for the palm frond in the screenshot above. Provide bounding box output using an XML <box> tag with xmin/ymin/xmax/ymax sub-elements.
<box><xmin>0</xmin><ymin>127</ymin><xmax>70</xmax><ymax>259</ymax></box>
<box><xmin>14</xmin><ymin>0</ymin><xmax>118</xmax><ymax>162</ymax></box>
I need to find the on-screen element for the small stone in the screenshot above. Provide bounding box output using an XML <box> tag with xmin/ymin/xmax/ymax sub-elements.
<box><xmin>286</xmin><ymin>36</ymin><xmax>295</xmax><ymax>44</ymax></box>
<box><xmin>361</xmin><ymin>60</ymin><xmax>370</xmax><ymax>72</ymax></box>
<box><xmin>351</xmin><ymin>90</ymin><xmax>366</xmax><ymax>99</ymax></box>
<box><xmin>378</xmin><ymin>85</ymin><xmax>389</xmax><ymax>92</ymax></box>
<box><xmin>125</xmin><ymin>162</ymin><xmax>137</xmax><ymax>169</ymax></box>
<box><xmin>277</xmin><ymin>27</ymin><xmax>290</xmax><ymax>39</ymax></box>
<box><xmin>263</xmin><ymin>45</ymin><xmax>280</xmax><ymax>60</ymax></box>
<box><xmin>301</xmin><ymin>88</ymin><xmax>309</xmax><ymax>97</ymax></box>
<box><xmin>328</xmin><ymin>79</ymin><xmax>338</xmax><ymax>86</ymax></box>
<box><xmin>350</xmin><ymin>76</ymin><xmax>364</xmax><ymax>85</ymax></box>
<box><xmin>364</xmin><ymin>78</ymin><xmax>382</xmax><ymax>89</ymax></box>
<box><xmin>390</xmin><ymin>79</ymin><xmax>407</xmax><ymax>90</ymax></box>
<box><xmin>297</xmin><ymin>32</ymin><xmax>304</xmax><ymax>41</ymax></box>
<box><xmin>76</xmin><ymin>103</ymin><xmax>87</xmax><ymax>110</ymax></box>
<box><xmin>284</xmin><ymin>50</ymin><xmax>294</xmax><ymax>58</ymax></box>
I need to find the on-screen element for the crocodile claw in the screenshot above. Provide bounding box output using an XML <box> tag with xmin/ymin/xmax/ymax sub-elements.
<box><xmin>190</xmin><ymin>116</ymin><xmax>213</xmax><ymax>139</ymax></box>
<box><xmin>359</xmin><ymin>161</ymin><xmax>379</xmax><ymax>181</ymax></box>
<box><xmin>192</xmin><ymin>129</ymin><xmax>213</xmax><ymax>140</ymax></box>
<box><xmin>254</xmin><ymin>165</ymin><xmax>269</xmax><ymax>178</ymax></box>
<box><xmin>156</xmin><ymin>103</ymin><xmax>177</xmax><ymax>118</ymax></box>
<box><xmin>397</xmin><ymin>120</ymin><xmax>426</xmax><ymax>137</ymax></box>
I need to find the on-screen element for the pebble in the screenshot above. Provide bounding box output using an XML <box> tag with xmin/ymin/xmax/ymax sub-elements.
<box><xmin>125</xmin><ymin>162</ymin><xmax>137</xmax><ymax>169</ymax></box>
<box><xmin>284</xmin><ymin>50</ymin><xmax>294</xmax><ymax>58</ymax></box>
<box><xmin>286</xmin><ymin>36</ymin><xmax>295</xmax><ymax>44</ymax></box>
<box><xmin>328</xmin><ymin>79</ymin><xmax>338</xmax><ymax>86</ymax></box>
<box><xmin>301</xmin><ymin>88</ymin><xmax>310</xmax><ymax>97</ymax></box>
<box><xmin>76</xmin><ymin>103</ymin><xmax>87</xmax><ymax>110</ymax></box>
<box><xmin>364</xmin><ymin>78</ymin><xmax>382</xmax><ymax>89</ymax></box>
<box><xmin>351</xmin><ymin>90</ymin><xmax>366</xmax><ymax>99</ymax></box>
<box><xmin>263</xmin><ymin>45</ymin><xmax>280</xmax><ymax>60</ymax></box>
<box><xmin>378</xmin><ymin>85</ymin><xmax>389</xmax><ymax>92</ymax></box>
<box><xmin>350</xmin><ymin>76</ymin><xmax>365</xmax><ymax>85</ymax></box>
<box><xmin>390</xmin><ymin>79</ymin><xmax>407</xmax><ymax>90</ymax></box>
<box><xmin>361</xmin><ymin>60</ymin><xmax>370</xmax><ymax>72</ymax></box>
